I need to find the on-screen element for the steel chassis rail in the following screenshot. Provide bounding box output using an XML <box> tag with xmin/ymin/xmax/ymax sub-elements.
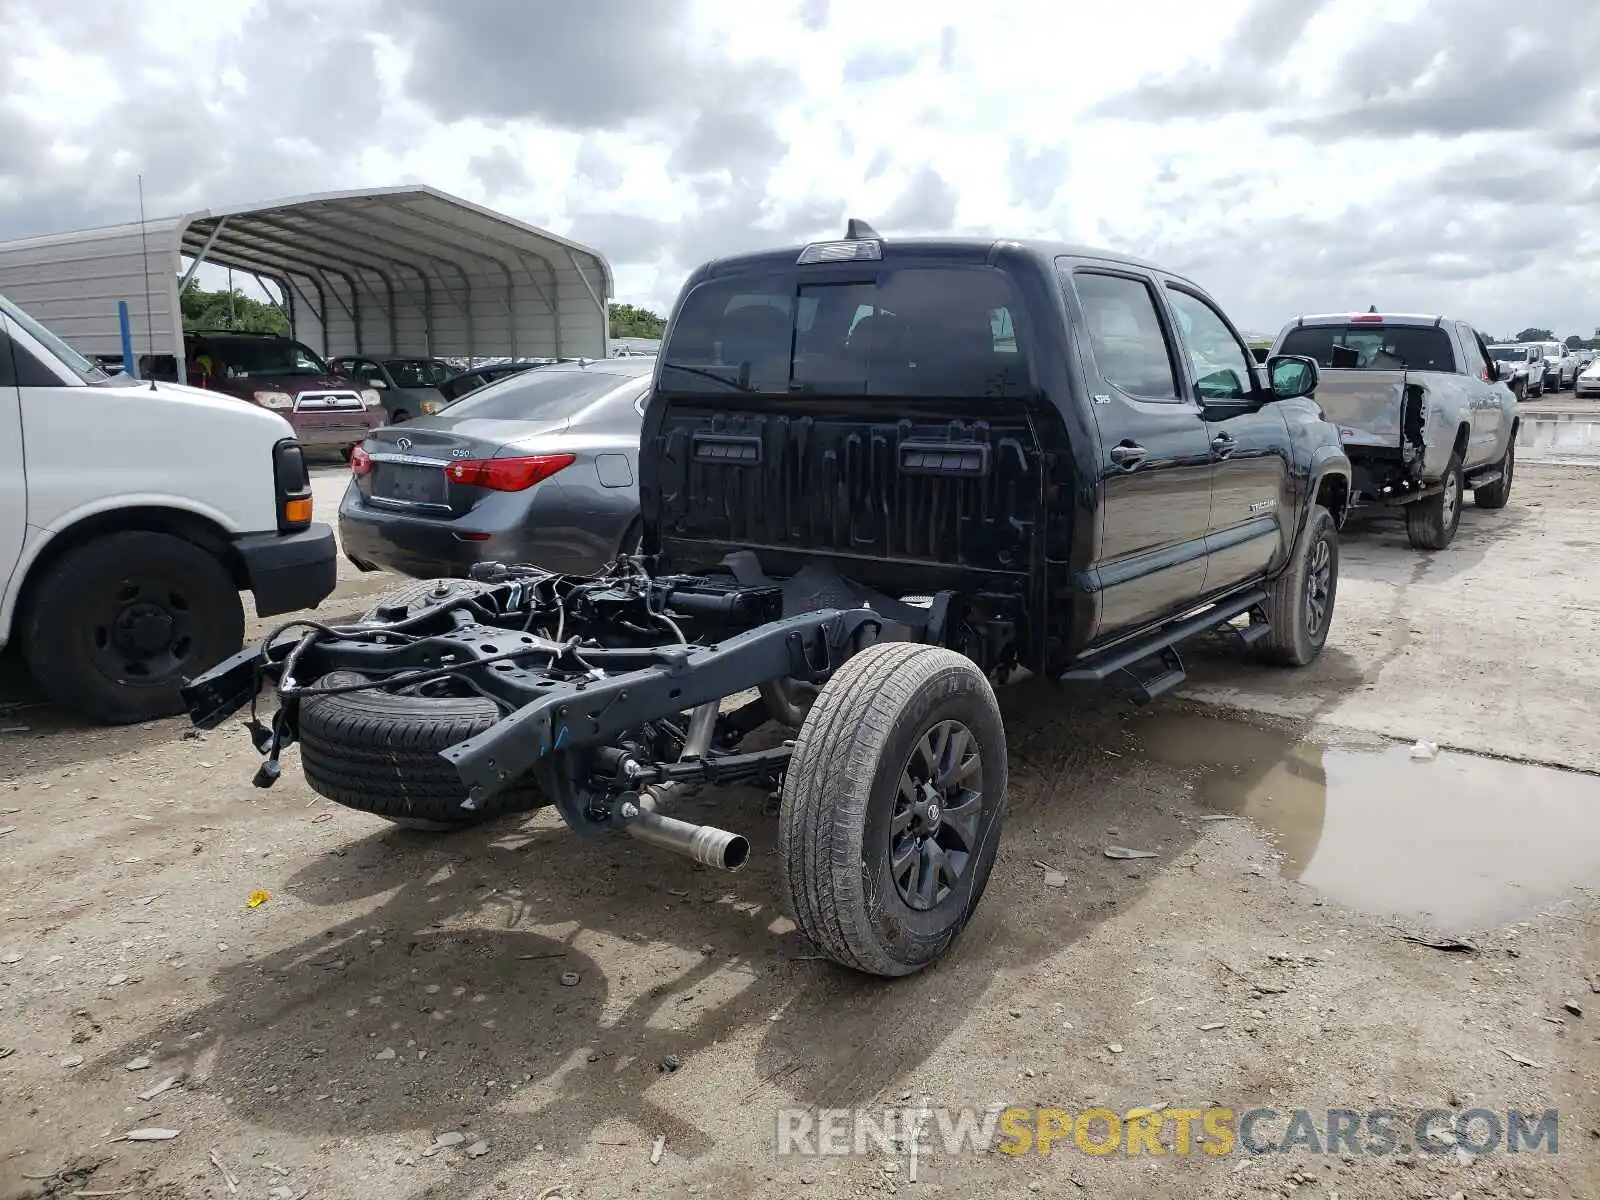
<box><xmin>181</xmin><ymin>600</ymin><xmax>919</xmax><ymax>806</ymax></box>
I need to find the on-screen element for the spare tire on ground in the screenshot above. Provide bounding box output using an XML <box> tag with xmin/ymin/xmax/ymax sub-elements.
<box><xmin>297</xmin><ymin>578</ymin><xmax>545</xmax><ymax>830</ymax></box>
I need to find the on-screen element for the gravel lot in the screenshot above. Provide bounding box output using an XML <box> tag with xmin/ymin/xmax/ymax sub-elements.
<box><xmin>1</xmin><ymin>462</ymin><xmax>1596</xmax><ymax>1200</ymax></box>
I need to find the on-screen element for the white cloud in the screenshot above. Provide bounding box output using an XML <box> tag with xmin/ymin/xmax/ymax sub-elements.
<box><xmin>1</xmin><ymin>0</ymin><xmax>1598</xmax><ymax>341</ymax></box>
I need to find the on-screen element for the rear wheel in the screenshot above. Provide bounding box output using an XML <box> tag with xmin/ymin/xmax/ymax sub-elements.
<box><xmin>19</xmin><ymin>531</ymin><xmax>244</xmax><ymax>724</ymax></box>
<box><xmin>1474</xmin><ymin>439</ymin><xmax>1514</xmax><ymax>510</ymax></box>
<box><xmin>779</xmin><ymin>642</ymin><xmax>1008</xmax><ymax>977</ymax></box>
<box><xmin>1406</xmin><ymin>453</ymin><xmax>1464</xmax><ymax>550</ymax></box>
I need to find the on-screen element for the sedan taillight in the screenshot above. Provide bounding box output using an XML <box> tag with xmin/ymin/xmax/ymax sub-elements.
<box><xmin>447</xmin><ymin>453</ymin><xmax>574</xmax><ymax>492</ymax></box>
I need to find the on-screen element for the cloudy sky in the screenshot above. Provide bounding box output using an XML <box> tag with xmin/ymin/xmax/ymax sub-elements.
<box><xmin>2</xmin><ymin>0</ymin><xmax>1599</xmax><ymax>340</ymax></box>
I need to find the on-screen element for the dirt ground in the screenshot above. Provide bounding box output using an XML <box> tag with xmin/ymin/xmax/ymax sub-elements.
<box><xmin>1</xmin><ymin>464</ymin><xmax>1597</xmax><ymax>1200</ymax></box>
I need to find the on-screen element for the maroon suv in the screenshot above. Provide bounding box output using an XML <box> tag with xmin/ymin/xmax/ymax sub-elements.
<box><xmin>170</xmin><ymin>331</ymin><xmax>385</xmax><ymax>452</ymax></box>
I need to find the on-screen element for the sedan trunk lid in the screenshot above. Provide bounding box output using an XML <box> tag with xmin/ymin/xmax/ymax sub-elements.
<box><xmin>359</xmin><ymin>416</ymin><xmax>571</xmax><ymax>517</ymax></box>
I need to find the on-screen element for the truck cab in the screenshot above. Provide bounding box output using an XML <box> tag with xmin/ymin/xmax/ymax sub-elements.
<box><xmin>0</xmin><ymin>292</ymin><xmax>338</xmax><ymax>723</ymax></box>
<box><xmin>642</xmin><ymin>228</ymin><xmax>1352</xmax><ymax>689</ymax></box>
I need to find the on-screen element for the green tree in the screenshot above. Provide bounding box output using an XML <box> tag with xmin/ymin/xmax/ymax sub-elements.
<box><xmin>180</xmin><ymin>284</ymin><xmax>288</xmax><ymax>335</ymax></box>
<box><xmin>1514</xmin><ymin>327</ymin><xmax>1554</xmax><ymax>342</ymax></box>
<box><xmin>609</xmin><ymin>302</ymin><xmax>665</xmax><ymax>339</ymax></box>
<box><xmin>1565</xmin><ymin>334</ymin><xmax>1582</xmax><ymax>350</ymax></box>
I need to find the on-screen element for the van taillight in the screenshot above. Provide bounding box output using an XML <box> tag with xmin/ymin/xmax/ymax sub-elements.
<box><xmin>446</xmin><ymin>453</ymin><xmax>574</xmax><ymax>492</ymax></box>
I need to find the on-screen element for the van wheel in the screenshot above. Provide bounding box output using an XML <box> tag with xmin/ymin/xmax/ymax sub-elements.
<box><xmin>779</xmin><ymin>642</ymin><xmax>1008</xmax><ymax>977</ymax></box>
<box><xmin>1406</xmin><ymin>453</ymin><xmax>1464</xmax><ymax>550</ymax></box>
<box><xmin>391</xmin><ymin>410</ymin><xmax>410</xmax><ymax>424</ymax></box>
<box><xmin>1257</xmin><ymin>505</ymin><xmax>1338</xmax><ymax>668</ymax></box>
<box><xmin>1474</xmin><ymin>440</ymin><xmax>1514</xmax><ymax>510</ymax></box>
<box><xmin>19</xmin><ymin>531</ymin><xmax>245</xmax><ymax>725</ymax></box>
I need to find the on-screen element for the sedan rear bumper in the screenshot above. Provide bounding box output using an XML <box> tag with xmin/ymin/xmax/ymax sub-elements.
<box><xmin>337</xmin><ymin>483</ymin><xmax>632</xmax><ymax>579</ymax></box>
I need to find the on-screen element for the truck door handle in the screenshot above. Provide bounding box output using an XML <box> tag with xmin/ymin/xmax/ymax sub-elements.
<box><xmin>1108</xmin><ymin>442</ymin><xmax>1147</xmax><ymax>469</ymax></box>
<box><xmin>1211</xmin><ymin>433</ymin><xmax>1236</xmax><ymax>458</ymax></box>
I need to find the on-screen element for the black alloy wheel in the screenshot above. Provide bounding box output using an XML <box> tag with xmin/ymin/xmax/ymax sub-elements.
<box><xmin>889</xmin><ymin>719</ymin><xmax>986</xmax><ymax>911</ymax></box>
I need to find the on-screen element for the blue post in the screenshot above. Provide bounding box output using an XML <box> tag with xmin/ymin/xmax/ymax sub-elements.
<box><xmin>117</xmin><ymin>301</ymin><xmax>138</xmax><ymax>379</ymax></box>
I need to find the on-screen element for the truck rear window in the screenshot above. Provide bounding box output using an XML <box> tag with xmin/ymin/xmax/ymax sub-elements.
<box><xmin>659</xmin><ymin>265</ymin><xmax>1031</xmax><ymax>397</ymax></box>
<box><xmin>1278</xmin><ymin>325</ymin><xmax>1457</xmax><ymax>373</ymax></box>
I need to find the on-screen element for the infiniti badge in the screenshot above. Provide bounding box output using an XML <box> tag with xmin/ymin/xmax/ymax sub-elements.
<box><xmin>396</xmin><ymin>437</ymin><xmax>412</xmax><ymax>451</ymax></box>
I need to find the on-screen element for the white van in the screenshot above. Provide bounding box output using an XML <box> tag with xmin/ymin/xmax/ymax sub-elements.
<box><xmin>0</xmin><ymin>291</ymin><xmax>337</xmax><ymax>723</ymax></box>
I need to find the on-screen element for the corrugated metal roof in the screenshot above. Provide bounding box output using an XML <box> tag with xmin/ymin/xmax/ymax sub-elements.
<box><xmin>0</xmin><ymin>185</ymin><xmax>613</xmax><ymax>369</ymax></box>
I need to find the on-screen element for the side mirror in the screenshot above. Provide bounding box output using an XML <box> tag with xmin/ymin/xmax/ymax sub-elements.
<box><xmin>1267</xmin><ymin>354</ymin><xmax>1319</xmax><ymax>400</ymax></box>
<box><xmin>1487</xmin><ymin>360</ymin><xmax>1501</xmax><ymax>382</ymax></box>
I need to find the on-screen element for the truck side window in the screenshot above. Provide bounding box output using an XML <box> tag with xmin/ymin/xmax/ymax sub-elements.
<box><xmin>1072</xmin><ymin>272</ymin><xmax>1178</xmax><ymax>400</ymax></box>
<box><xmin>1460</xmin><ymin>327</ymin><xmax>1490</xmax><ymax>379</ymax></box>
<box><xmin>1164</xmin><ymin>287</ymin><xmax>1254</xmax><ymax>401</ymax></box>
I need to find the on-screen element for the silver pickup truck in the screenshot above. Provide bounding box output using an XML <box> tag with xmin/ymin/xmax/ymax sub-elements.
<box><xmin>1270</xmin><ymin>312</ymin><xmax>1519</xmax><ymax>551</ymax></box>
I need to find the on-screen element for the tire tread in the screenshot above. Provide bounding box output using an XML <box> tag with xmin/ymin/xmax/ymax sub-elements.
<box><xmin>780</xmin><ymin>642</ymin><xmax>1004</xmax><ymax>977</ymax></box>
<box><xmin>1256</xmin><ymin>505</ymin><xmax>1337</xmax><ymax>668</ymax></box>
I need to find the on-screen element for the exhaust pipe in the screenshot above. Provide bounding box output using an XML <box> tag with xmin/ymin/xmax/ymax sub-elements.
<box><xmin>621</xmin><ymin>699</ymin><xmax>749</xmax><ymax>871</ymax></box>
<box><xmin>624</xmin><ymin>807</ymin><xmax>750</xmax><ymax>872</ymax></box>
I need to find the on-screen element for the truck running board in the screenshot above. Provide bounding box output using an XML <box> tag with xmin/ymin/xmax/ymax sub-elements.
<box><xmin>1217</xmin><ymin>604</ymin><xmax>1273</xmax><ymax>651</ymax></box>
<box><xmin>1466</xmin><ymin>468</ymin><xmax>1502</xmax><ymax>490</ymax></box>
<box><xmin>1059</xmin><ymin>589</ymin><xmax>1270</xmax><ymax>705</ymax></box>
<box><xmin>1111</xmin><ymin>646</ymin><xmax>1187</xmax><ymax>705</ymax></box>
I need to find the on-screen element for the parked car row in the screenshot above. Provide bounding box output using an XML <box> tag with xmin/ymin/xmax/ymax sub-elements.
<box><xmin>1577</xmin><ymin>356</ymin><xmax>1600</xmax><ymax>398</ymax></box>
<box><xmin>1484</xmin><ymin>340</ymin><xmax>1592</xmax><ymax>397</ymax></box>
<box><xmin>137</xmin><ymin>333</ymin><xmax>595</xmax><ymax>456</ymax></box>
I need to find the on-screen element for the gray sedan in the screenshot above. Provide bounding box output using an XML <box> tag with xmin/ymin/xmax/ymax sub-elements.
<box><xmin>339</xmin><ymin>357</ymin><xmax>655</xmax><ymax>579</ymax></box>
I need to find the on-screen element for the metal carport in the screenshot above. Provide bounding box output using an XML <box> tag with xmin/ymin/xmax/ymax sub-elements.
<box><xmin>0</xmin><ymin>185</ymin><xmax>613</xmax><ymax>379</ymax></box>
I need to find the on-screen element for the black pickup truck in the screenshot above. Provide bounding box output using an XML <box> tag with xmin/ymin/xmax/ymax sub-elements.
<box><xmin>181</xmin><ymin>223</ymin><xmax>1351</xmax><ymax>979</ymax></box>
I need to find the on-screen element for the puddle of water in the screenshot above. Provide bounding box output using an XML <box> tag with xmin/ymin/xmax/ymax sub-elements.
<box><xmin>1517</xmin><ymin>416</ymin><xmax>1600</xmax><ymax>462</ymax></box>
<box><xmin>1136</xmin><ymin>713</ymin><xmax>1600</xmax><ymax>932</ymax></box>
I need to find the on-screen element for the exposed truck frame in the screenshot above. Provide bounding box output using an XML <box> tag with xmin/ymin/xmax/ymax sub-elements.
<box><xmin>183</xmin><ymin>225</ymin><xmax>1350</xmax><ymax>979</ymax></box>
